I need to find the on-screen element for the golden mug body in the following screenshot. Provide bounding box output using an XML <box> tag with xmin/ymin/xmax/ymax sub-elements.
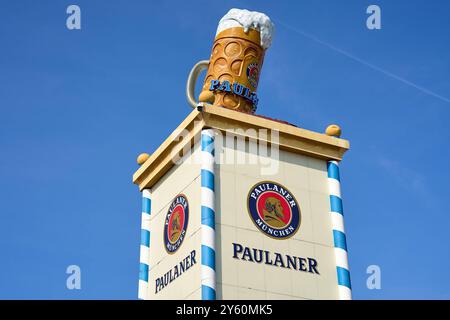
<box><xmin>198</xmin><ymin>27</ymin><xmax>265</xmax><ymax>113</ymax></box>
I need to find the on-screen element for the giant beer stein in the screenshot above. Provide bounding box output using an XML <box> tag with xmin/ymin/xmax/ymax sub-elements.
<box><xmin>186</xmin><ymin>9</ymin><xmax>274</xmax><ymax>114</ymax></box>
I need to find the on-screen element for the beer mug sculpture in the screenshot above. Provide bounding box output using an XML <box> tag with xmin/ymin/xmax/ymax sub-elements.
<box><xmin>186</xmin><ymin>9</ymin><xmax>275</xmax><ymax>114</ymax></box>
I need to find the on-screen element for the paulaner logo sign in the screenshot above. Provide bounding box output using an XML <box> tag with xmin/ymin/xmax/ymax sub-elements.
<box><xmin>209</xmin><ymin>80</ymin><xmax>259</xmax><ymax>107</ymax></box>
<box><xmin>164</xmin><ymin>194</ymin><xmax>189</xmax><ymax>254</ymax></box>
<box><xmin>246</xmin><ymin>62</ymin><xmax>259</xmax><ymax>88</ymax></box>
<box><xmin>233</xmin><ymin>243</ymin><xmax>320</xmax><ymax>274</ymax></box>
<box><xmin>155</xmin><ymin>250</ymin><xmax>197</xmax><ymax>294</ymax></box>
<box><xmin>247</xmin><ymin>181</ymin><xmax>301</xmax><ymax>239</ymax></box>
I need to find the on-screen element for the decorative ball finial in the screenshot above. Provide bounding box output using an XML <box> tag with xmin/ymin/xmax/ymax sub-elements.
<box><xmin>137</xmin><ymin>153</ymin><xmax>150</xmax><ymax>165</ymax></box>
<box><xmin>325</xmin><ymin>124</ymin><xmax>342</xmax><ymax>137</ymax></box>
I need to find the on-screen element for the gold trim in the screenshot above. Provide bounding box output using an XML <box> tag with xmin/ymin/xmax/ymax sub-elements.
<box><xmin>133</xmin><ymin>108</ymin><xmax>204</xmax><ymax>191</ymax></box>
<box><xmin>133</xmin><ymin>105</ymin><xmax>350</xmax><ymax>190</ymax></box>
<box><xmin>215</xmin><ymin>27</ymin><xmax>261</xmax><ymax>47</ymax></box>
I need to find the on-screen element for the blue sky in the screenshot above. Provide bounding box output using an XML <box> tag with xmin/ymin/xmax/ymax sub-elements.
<box><xmin>0</xmin><ymin>0</ymin><xmax>449</xmax><ymax>299</ymax></box>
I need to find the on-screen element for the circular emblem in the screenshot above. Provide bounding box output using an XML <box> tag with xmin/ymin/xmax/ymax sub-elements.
<box><xmin>164</xmin><ymin>194</ymin><xmax>189</xmax><ymax>254</ymax></box>
<box><xmin>247</xmin><ymin>181</ymin><xmax>300</xmax><ymax>240</ymax></box>
<box><xmin>246</xmin><ymin>62</ymin><xmax>259</xmax><ymax>88</ymax></box>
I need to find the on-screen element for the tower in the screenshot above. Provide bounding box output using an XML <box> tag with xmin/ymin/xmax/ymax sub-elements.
<box><xmin>133</xmin><ymin>105</ymin><xmax>351</xmax><ymax>300</ymax></box>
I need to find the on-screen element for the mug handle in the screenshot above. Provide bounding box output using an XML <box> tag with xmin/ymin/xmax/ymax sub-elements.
<box><xmin>186</xmin><ymin>60</ymin><xmax>210</xmax><ymax>108</ymax></box>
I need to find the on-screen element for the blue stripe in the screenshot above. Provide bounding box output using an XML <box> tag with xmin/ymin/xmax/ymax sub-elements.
<box><xmin>337</xmin><ymin>266</ymin><xmax>351</xmax><ymax>288</ymax></box>
<box><xmin>201</xmin><ymin>245</ymin><xmax>215</xmax><ymax>270</ymax></box>
<box><xmin>333</xmin><ymin>230</ymin><xmax>347</xmax><ymax>251</ymax></box>
<box><xmin>201</xmin><ymin>206</ymin><xmax>215</xmax><ymax>229</ymax></box>
<box><xmin>142</xmin><ymin>197</ymin><xmax>151</xmax><ymax>214</ymax></box>
<box><xmin>330</xmin><ymin>195</ymin><xmax>343</xmax><ymax>214</ymax></box>
<box><xmin>201</xmin><ymin>134</ymin><xmax>215</xmax><ymax>155</ymax></box>
<box><xmin>327</xmin><ymin>162</ymin><xmax>340</xmax><ymax>181</ymax></box>
<box><xmin>139</xmin><ymin>263</ymin><xmax>149</xmax><ymax>282</ymax></box>
<box><xmin>140</xmin><ymin>229</ymin><xmax>150</xmax><ymax>247</ymax></box>
<box><xmin>201</xmin><ymin>169</ymin><xmax>215</xmax><ymax>191</ymax></box>
<box><xmin>202</xmin><ymin>285</ymin><xmax>216</xmax><ymax>300</ymax></box>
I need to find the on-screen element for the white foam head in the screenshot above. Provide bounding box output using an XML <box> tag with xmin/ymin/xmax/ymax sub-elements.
<box><xmin>216</xmin><ymin>8</ymin><xmax>275</xmax><ymax>50</ymax></box>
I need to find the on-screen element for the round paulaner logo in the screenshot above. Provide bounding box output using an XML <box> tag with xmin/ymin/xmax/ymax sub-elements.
<box><xmin>164</xmin><ymin>194</ymin><xmax>189</xmax><ymax>254</ymax></box>
<box><xmin>246</xmin><ymin>62</ymin><xmax>259</xmax><ymax>88</ymax></box>
<box><xmin>247</xmin><ymin>181</ymin><xmax>301</xmax><ymax>239</ymax></box>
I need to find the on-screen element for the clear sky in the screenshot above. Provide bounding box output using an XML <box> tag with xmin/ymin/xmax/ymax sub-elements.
<box><xmin>0</xmin><ymin>0</ymin><xmax>449</xmax><ymax>299</ymax></box>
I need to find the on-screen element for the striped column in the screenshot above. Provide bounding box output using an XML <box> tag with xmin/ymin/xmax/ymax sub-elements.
<box><xmin>327</xmin><ymin>160</ymin><xmax>352</xmax><ymax>300</ymax></box>
<box><xmin>200</xmin><ymin>129</ymin><xmax>216</xmax><ymax>300</ymax></box>
<box><xmin>138</xmin><ymin>189</ymin><xmax>151</xmax><ymax>300</ymax></box>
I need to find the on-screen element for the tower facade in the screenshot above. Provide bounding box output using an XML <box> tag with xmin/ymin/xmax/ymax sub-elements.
<box><xmin>133</xmin><ymin>105</ymin><xmax>350</xmax><ymax>300</ymax></box>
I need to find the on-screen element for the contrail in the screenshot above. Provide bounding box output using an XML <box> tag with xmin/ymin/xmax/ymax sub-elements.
<box><xmin>275</xmin><ymin>19</ymin><xmax>450</xmax><ymax>104</ymax></box>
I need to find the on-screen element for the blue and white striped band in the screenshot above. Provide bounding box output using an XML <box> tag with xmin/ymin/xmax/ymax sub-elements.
<box><xmin>201</xmin><ymin>129</ymin><xmax>216</xmax><ymax>300</ymax></box>
<box><xmin>138</xmin><ymin>189</ymin><xmax>151</xmax><ymax>300</ymax></box>
<box><xmin>327</xmin><ymin>160</ymin><xmax>352</xmax><ymax>300</ymax></box>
